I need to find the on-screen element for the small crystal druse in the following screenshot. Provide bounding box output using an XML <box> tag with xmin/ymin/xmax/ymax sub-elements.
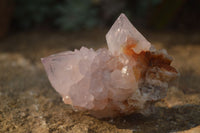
<box><xmin>41</xmin><ymin>14</ymin><xmax>178</xmax><ymax>118</ymax></box>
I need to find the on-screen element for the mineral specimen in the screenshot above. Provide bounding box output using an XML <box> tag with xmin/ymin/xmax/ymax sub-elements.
<box><xmin>41</xmin><ymin>13</ymin><xmax>178</xmax><ymax>118</ymax></box>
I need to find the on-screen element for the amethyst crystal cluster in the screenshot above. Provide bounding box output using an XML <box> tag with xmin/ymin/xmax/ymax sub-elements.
<box><xmin>42</xmin><ymin>14</ymin><xmax>178</xmax><ymax>118</ymax></box>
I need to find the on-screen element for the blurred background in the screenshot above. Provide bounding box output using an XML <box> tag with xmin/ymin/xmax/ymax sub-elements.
<box><xmin>0</xmin><ymin>0</ymin><xmax>200</xmax><ymax>37</ymax></box>
<box><xmin>0</xmin><ymin>0</ymin><xmax>200</xmax><ymax>59</ymax></box>
<box><xmin>0</xmin><ymin>0</ymin><xmax>200</xmax><ymax>132</ymax></box>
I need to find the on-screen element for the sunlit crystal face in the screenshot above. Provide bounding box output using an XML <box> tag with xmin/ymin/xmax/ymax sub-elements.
<box><xmin>41</xmin><ymin>13</ymin><xmax>178</xmax><ymax>118</ymax></box>
<box><xmin>106</xmin><ymin>13</ymin><xmax>151</xmax><ymax>55</ymax></box>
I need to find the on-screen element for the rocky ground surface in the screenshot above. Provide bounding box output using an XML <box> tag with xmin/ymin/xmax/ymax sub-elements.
<box><xmin>0</xmin><ymin>29</ymin><xmax>200</xmax><ymax>133</ymax></box>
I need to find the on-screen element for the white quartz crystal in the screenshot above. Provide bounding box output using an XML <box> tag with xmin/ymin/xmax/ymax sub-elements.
<box><xmin>42</xmin><ymin>13</ymin><xmax>178</xmax><ymax>118</ymax></box>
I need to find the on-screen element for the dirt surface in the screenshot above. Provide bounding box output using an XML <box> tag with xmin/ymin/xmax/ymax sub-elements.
<box><xmin>0</xmin><ymin>29</ymin><xmax>200</xmax><ymax>133</ymax></box>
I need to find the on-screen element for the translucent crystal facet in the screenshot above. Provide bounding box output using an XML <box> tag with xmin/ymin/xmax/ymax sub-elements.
<box><xmin>42</xmin><ymin>13</ymin><xmax>178</xmax><ymax>118</ymax></box>
<box><xmin>106</xmin><ymin>13</ymin><xmax>151</xmax><ymax>55</ymax></box>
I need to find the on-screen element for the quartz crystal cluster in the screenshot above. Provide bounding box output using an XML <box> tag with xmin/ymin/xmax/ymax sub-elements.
<box><xmin>41</xmin><ymin>13</ymin><xmax>178</xmax><ymax>118</ymax></box>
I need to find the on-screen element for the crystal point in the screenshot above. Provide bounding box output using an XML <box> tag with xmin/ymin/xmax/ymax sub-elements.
<box><xmin>106</xmin><ymin>13</ymin><xmax>151</xmax><ymax>55</ymax></box>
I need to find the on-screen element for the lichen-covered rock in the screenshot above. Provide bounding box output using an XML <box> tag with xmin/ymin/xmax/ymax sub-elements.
<box><xmin>42</xmin><ymin>13</ymin><xmax>179</xmax><ymax>118</ymax></box>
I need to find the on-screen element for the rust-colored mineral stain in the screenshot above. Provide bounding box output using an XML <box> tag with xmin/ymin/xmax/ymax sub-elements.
<box><xmin>123</xmin><ymin>44</ymin><xmax>136</xmax><ymax>56</ymax></box>
<box><xmin>145</xmin><ymin>52</ymin><xmax>178</xmax><ymax>73</ymax></box>
<box><xmin>146</xmin><ymin>52</ymin><xmax>171</xmax><ymax>66</ymax></box>
<box><xmin>123</xmin><ymin>44</ymin><xmax>147</xmax><ymax>80</ymax></box>
<box><xmin>123</xmin><ymin>43</ymin><xmax>178</xmax><ymax>76</ymax></box>
<box><xmin>133</xmin><ymin>68</ymin><xmax>141</xmax><ymax>81</ymax></box>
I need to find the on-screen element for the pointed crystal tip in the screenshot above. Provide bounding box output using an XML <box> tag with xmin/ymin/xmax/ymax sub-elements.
<box><xmin>106</xmin><ymin>13</ymin><xmax>151</xmax><ymax>55</ymax></box>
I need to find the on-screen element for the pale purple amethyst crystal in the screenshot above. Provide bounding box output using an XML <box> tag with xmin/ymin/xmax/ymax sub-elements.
<box><xmin>106</xmin><ymin>13</ymin><xmax>151</xmax><ymax>55</ymax></box>
<box><xmin>41</xmin><ymin>13</ymin><xmax>178</xmax><ymax>118</ymax></box>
